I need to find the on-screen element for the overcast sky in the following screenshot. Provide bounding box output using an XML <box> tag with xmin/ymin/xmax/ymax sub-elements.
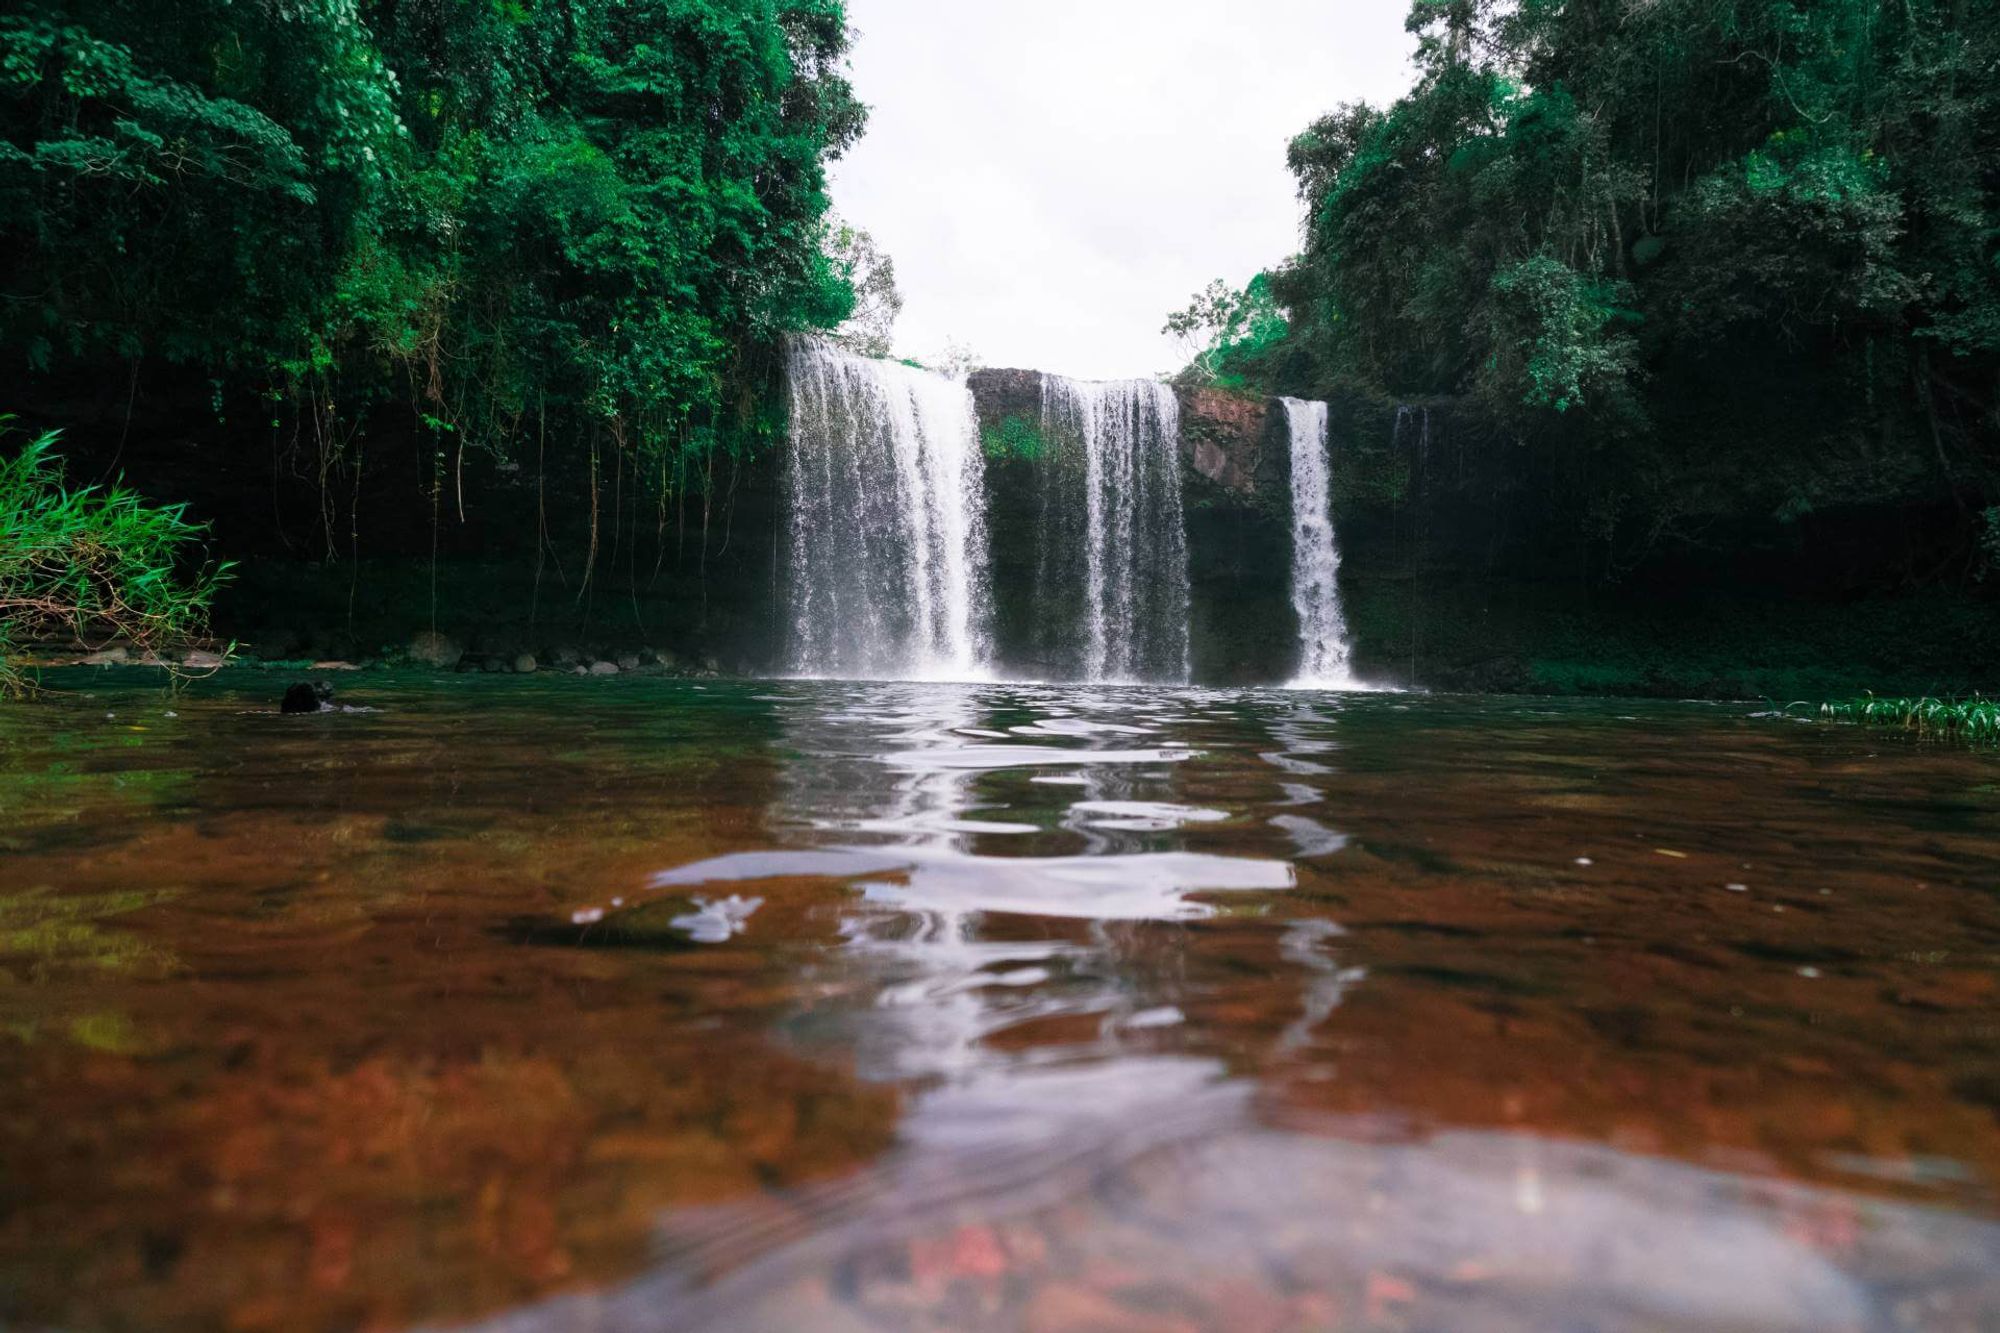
<box><xmin>829</xmin><ymin>2</ymin><xmax>1421</xmax><ymax>380</ymax></box>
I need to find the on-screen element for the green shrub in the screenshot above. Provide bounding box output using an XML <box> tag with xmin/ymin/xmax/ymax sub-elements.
<box><xmin>0</xmin><ymin>420</ymin><xmax>230</xmax><ymax>694</ymax></box>
<box><xmin>981</xmin><ymin>414</ymin><xmax>1048</xmax><ymax>463</ymax></box>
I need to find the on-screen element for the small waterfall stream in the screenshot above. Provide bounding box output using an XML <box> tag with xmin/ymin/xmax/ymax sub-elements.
<box><xmin>1035</xmin><ymin>377</ymin><xmax>1190</xmax><ymax>683</ymax></box>
<box><xmin>1281</xmin><ymin>397</ymin><xmax>1358</xmax><ymax>688</ymax></box>
<box><xmin>782</xmin><ymin>341</ymin><xmax>992</xmax><ymax>679</ymax></box>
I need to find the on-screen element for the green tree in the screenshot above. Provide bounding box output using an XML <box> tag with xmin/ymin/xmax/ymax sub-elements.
<box><xmin>0</xmin><ymin>0</ymin><xmax>867</xmax><ymax>532</ymax></box>
<box><xmin>1164</xmin><ymin>274</ymin><xmax>1289</xmax><ymax>386</ymax></box>
<box><xmin>1262</xmin><ymin>0</ymin><xmax>2000</xmax><ymax>570</ymax></box>
<box><xmin>824</xmin><ymin>216</ymin><xmax>903</xmax><ymax>358</ymax></box>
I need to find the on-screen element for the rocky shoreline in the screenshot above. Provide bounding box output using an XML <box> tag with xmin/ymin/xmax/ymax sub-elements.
<box><xmin>13</xmin><ymin>629</ymin><xmax>740</xmax><ymax>680</ymax></box>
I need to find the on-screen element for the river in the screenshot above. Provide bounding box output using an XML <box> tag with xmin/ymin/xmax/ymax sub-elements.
<box><xmin>3</xmin><ymin>674</ymin><xmax>1997</xmax><ymax>1330</ymax></box>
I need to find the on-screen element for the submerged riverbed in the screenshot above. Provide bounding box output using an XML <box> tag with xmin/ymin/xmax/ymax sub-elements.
<box><xmin>2</xmin><ymin>675</ymin><xmax>1998</xmax><ymax>1330</ymax></box>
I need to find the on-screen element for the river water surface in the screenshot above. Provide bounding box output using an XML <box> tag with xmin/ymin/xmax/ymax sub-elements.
<box><xmin>3</xmin><ymin>675</ymin><xmax>1999</xmax><ymax>1330</ymax></box>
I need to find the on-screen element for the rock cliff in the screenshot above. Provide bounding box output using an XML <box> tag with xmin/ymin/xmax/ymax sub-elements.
<box><xmin>967</xmin><ymin>369</ymin><xmax>1281</xmax><ymax>507</ymax></box>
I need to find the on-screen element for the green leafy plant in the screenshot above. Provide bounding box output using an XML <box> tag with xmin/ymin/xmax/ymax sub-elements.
<box><xmin>981</xmin><ymin>414</ymin><xmax>1047</xmax><ymax>463</ymax></box>
<box><xmin>0</xmin><ymin>420</ymin><xmax>231</xmax><ymax>695</ymax></box>
<box><xmin>1818</xmin><ymin>696</ymin><xmax>2000</xmax><ymax>746</ymax></box>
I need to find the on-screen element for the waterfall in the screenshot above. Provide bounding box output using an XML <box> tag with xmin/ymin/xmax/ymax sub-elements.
<box><xmin>1282</xmin><ymin>397</ymin><xmax>1358</xmax><ymax>688</ymax></box>
<box><xmin>1034</xmin><ymin>377</ymin><xmax>1189</xmax><ymax>683</ymax></box>
<box><xmin>782</xmin><ymin>341</ymin><xmax>992</xmax><ymax>679</ymax></box>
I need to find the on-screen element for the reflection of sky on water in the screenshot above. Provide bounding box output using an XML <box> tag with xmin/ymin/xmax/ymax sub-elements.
<box><xmin>760</xmin><ymin>682</ymin><xmax>1295</xmax><ymax>1086</ymax></box>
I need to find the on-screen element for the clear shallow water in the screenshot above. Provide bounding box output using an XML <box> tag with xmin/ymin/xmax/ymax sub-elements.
<box><xmin>3</xmin><ymin>675</ymin><xmax>1999</xmax><ymax>1330</ymax></box>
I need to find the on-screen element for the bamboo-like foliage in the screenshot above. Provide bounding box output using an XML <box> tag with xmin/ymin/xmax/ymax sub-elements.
<box><xmin>1818</xmin><ymin>696</ymin><xmax>2000</xmax><ymax>745</ymax></box>
<box><xmin>0</xmin><ymin>421</ymin><xmax>230</xmax><ymax>695</ymax></box>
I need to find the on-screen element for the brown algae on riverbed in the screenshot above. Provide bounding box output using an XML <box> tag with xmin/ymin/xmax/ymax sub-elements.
<box><xmin>2</xmin><ymin>674</ymin><xmax>1999</xmax><ymax>1330</ymax></box>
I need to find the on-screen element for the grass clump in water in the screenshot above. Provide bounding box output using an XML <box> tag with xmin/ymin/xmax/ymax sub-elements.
<box><xmin>0</xmin><ymin>419</ymin><xmax>231</xmax><ymax>695</ymax></box>
<box><xmin>1818</xmin><ymin>696</ymin><xmax>2000</xmax><ymax>746</ymax></box>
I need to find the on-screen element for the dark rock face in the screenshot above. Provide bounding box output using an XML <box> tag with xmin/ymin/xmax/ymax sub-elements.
<box><xmin>1177</xmin><ymin>387</ymin><xmax>1278</xmax><ymax>499</ymax></box>
<box><xmin>968</xmin><ymin>369</ymin><xmax>1297</xmax><ymax>682</ymax></box>
<box><xmin>966</xmin><ymin>368</ymin><xmax>1043</xmax><ymax>436</ymax></box>
<box><xmin>967</xmin><ymin>370</ymin><xmax>1282</xmax><ymax>507</ymax></box>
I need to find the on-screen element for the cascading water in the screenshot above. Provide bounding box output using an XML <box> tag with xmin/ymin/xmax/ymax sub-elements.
<box><xmin>1033</xmin><ymin>377</ymin><xmax>1190</xmax><ymax>683</ymax></box>
<box><xmin>782</xmin><ymin>341</ymin><xmax>992</xmax><ymax>679</ymax></box>
<box><xmin>1282</xmin><ymin>397</ymin><xmax>1359</xmax><ymax>689</ymax></box>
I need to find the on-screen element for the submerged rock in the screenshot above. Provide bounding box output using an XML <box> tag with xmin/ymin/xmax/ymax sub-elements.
<box><xmin>281</xmin><ymin>682</ymin><xmax>335</xmax><ymax>715</ymax></box>
<box><xmin>512</xmin><ymin>653</ymin><xmax>538</xmax><ymax>674</ymax></box>
<box><xmin>588</xmin><ymin>660</ymin><xmax>620</xmax><ymax>676</ymax></box>
<box><xmin>671</xmin><ymin>895</ymin><xmax>763</xmax><ymax>943</ymax></box>
<box><xmin>183</xmin><ymin>649</ymin><xmax>226</xmax><ymax>669</ymax></box>
<box><xmin>81</xmin><ymin>647</ymin><xmax>129</xmax><ymax>666</ymax></box>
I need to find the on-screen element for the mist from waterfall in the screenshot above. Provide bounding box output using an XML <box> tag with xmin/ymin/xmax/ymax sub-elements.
<box><xmin>1033</xmin><ymin>377</ymin><xmax>1190</xmax><ymax>683</ymax></box>
<box><xmin>1282</xmin><ymin>397</ymin><xmax>1359</xmax><ymax>689</ymax></box>
<box><xmin>782</xmin><ymin>341</ymin><xmax>992</xmax><ymax>680</ymax></box>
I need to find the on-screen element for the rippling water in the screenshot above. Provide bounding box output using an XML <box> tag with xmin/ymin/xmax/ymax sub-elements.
<box><xmin>3</xmin><ymin>674</ymin><xmax>1999</xmax><ymax>1330</ymax></box>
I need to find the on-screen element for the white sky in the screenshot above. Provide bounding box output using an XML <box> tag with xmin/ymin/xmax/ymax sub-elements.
<box><xmin>829</xmin><ymin>1</ymin><xmax>1422</xmax><ymax>380</ymax></box>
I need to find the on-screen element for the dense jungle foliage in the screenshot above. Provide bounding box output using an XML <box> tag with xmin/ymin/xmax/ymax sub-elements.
<box><xmin>1</xmin><ymin>0</ymin><xmax>865</xmax><ymax>524</ymax></box>
<box><xmin>1193</xmin><ymin>0</ymin><xmax>2000</xmax><ymax>589</ymax></box>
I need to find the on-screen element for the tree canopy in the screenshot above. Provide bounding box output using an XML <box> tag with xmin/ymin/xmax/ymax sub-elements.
<box><xmin>0</xmin><ymin>0</ymin><xmax>868</xmax><ymax>467</ymax></box>
<box><xmin>1224</xmin><ymin>0</ymin><xmax>2000</xmax><ymax>578</ymax></box>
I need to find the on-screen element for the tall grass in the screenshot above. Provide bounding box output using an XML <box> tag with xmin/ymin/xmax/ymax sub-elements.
<box><xmin>1</xmin><ymin>419</ymin><xmax>231</xmax><ymax>696</ymax></box>
<box><xmin>1818</xmin><ymin>696</ymin><xmax>2000</xmax><ymax>745</ymax></box>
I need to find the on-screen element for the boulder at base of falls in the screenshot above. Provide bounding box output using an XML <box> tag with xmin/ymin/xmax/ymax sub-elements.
<box><xmin>407</xmin><ymin>630</ymin><xmax>462</xmax><ymax>669</ymax></box>
<box><xmin>281</xmin><ymin>682</ymin><xmax>335</xmax><ymax>714</ymax></box>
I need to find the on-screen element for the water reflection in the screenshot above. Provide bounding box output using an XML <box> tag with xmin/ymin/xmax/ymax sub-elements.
<box><xmin>502</xmin><ymin>683</ymin><xmax>2000</xmax><ymax>1332</ymax></box>
<box><xmin>745</xmin><ymin>683</ymin><xmax>1294</xmax><ymax>1082</ymax></box>
<box><xmin>7</xmin><ymin>677</ymin><xmax>2000</xmax><ymax>1331</ymax></box>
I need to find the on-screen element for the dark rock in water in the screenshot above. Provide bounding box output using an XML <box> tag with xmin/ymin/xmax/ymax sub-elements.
<box><xmin>281</xmin><ymin>682</ymin><xmax>335</xmax><ymax>715</ymax></box>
